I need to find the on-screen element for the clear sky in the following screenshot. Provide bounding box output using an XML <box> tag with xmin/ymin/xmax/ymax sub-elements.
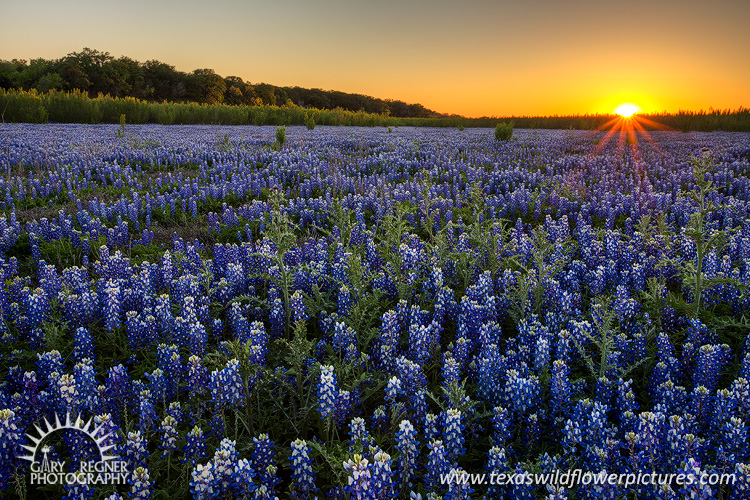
<box><xmin>1</xmin><ymin>0</ymin><xmax>748</xmax><ymax>117</ymax></box>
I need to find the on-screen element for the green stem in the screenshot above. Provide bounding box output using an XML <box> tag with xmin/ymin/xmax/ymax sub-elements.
<box><xmin>694</xmin><ymin>189</ymin><xmax>704</xmax><ymax>317</ymax></box>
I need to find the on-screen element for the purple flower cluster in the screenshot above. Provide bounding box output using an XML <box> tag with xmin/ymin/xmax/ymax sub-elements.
<box><xmin>2</xmin><ymin>125</ymin><xmax>750</xmax><ymax>499</ymax></box>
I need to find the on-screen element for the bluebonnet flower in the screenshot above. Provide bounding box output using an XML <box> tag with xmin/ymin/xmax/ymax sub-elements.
<box><xmin>130</xmin><ymin>466</ymin><xmax>153</xmax><ymax>499</ymax></box>
<box><xmin>737</xmin><ymin>353</ymin><xmax>750</xmax><ymax>381</ymax></box>
<box><xmin>209</xmin><ymin>438</ymin><xmax>242</xmax><ymax>494</ymax></box>
<box><xmin>616</xmin><ymin>378</ymin><xmax>639</xmax><ymax>430</ymax></box>
<box><xmin>371</xmin><ymin>450</ymin><xmax>395</xmax><ymax>499</ymax></box>
<box><xmin>343</xmin><ymin>454</ymin><xmax>374</xmax><ymax>500</ymax></box>
<box><xmin>338</xmin><ymin>285</ymin><xmax>353</xmax><ymax>316</ymax></box>
<box><xmin>395</xmin><ymin>356</ymin><xmax>428</xmax><ymax>396</ymax></box>
<box><xmin>491</xmin><ymin>406</ymin><xmax>512</xmax><ymax>446</ymax></box>
<box><xmin>525</xmin><ymin>412</ymin><xmax>540</xmax><ymax>450</ymax></box>
<box><xmin>26</xmin><ymin>287</ymin><xmax>50</xmax><ymax>329</ymax></box>
<box><xmin>614</xmin><ymin>284</ymin><xmax>639</xmax><ymax>323</ymax></box>
<box><xmin>210</xmin><ymin>358</ymin><xmax>245</xmax><ymax>408</ymax></box>
<box><xmin>291</xmin><ymin>290</ymin><xmax>308</xmax><ymax>323</ymax></box>
<box><xmin>550</xmin><ymin>360</ymin><xmax>572</xmax><ymax>423</ymax></box>
<box><xmin>146</xmin><ymin>368</ymin><xmax>167</xmax><ymax>401</ymax></box>
<box><xmin>408</xmin><ymin>389</ymin><xmax>429</xmax><ymax>429</ymax></box>
<box><xmin>730</xmin><ymin>377</ymin><xmax>749</xmax><ymax>416</ymax></box>
<box><xmin>229</xmin><ymin>302</ymin><xmax>249</xmax><ymax>343</ymax></box>
<box><xmin>166</xmin><ymin>401</ymin><xmax>183</xmax><ymax>425</ymax></box>
<box><xmin>444</xmin><ymin>467</ymin><xmax>474</xmax><ymax>499</ymax></box>
<box><xmin>689</xmin><ymin>385</ymin><xmax>713</xmax><ymax>428</ymax></box>
<box><xmin>424</xmin><ymin>413</ymin><xmax>440</xmax><ymax>442</ymax></box>
<box><xmin>396</xmin><ymin>419</ymin><xmax>418</xmax><ymax>490</ymax></box>
<box><xmin>188</xmin><ymin>321</ymin><xmax>208</xmax><ymax>357</ymax></box>
<box><xmin>535</xmin><ymin>335</ymin><xmax>552</xmax><ymax>373</ymax></box>
<box><xmin>183</xmin><ymin>425</ymin><xmax>208</xmax><ymax>466</ymax></box>
<box><xmin>290</xmin><ymin>439</ymin><xmax>317</xmax><ymax>499</ymax></box>
<box><xmin>371</xmin><ymin>405</ymin><xmax>388</xmax><ymax>433</ymax></box>
<box><xmin>57</xmin><ymin>373</ymin><xmax>79</xmax><ymax>411</ymax></box>
<box><xmin>654</xmin><ymin>380</ymin><xmax>687</xmax><ymax>417</ymax></box>
<box><xmin>334</xmin><ymin>389</ymin><xmax>357</xmax><ymax>428</ymax></box>
<box><xmin>665</xmin><ymin>415</ymin><xmax>700</xmax><ymax>469</ymax></box>
<box><xmin>126</xmin><ymin>311</ymin><xmax>147</xmax><ymax>352</ymax></box>
<box><xmin>156</xmin><ymin>344</ymin><xmax>182</xmax><ymax>400</ymax></box>
<box><xmin>634</xmin><ymin>411</ymin><xmax>666</xmax><ymax>470</ymax></box>
<box><xmin>546</xmin><ymin>485</ymin><xmax>568</xmax><ymax>500</ymax></box>
<box><xmin>712</xmin><ymin>388</ymin><xmax>738</xmax><ymax>433</ymax></box>
<box><xmin>159</xmin><ymin>415</ymin><xmax>178</xmax><ymax>457</ymax></box>
<box><xmin>0</xmin><ymin>409</ymin><xmax>23</xmax><ymax>491</ymax></box>
<box><xmin>93</xmin><ymin>413</ymin><xmax>122</xmax><ymax>460</ymax></box>
<box><xmin>730</xmin><ymin>462</ymin><xmax>750</xmax><ymax>500</ymax></box>
<box><xmin>125</xmin><ymin>430</ymin><xmax>149</xmax><ymax>469</ymax></box>
<box><xmin>62</xmin><ymin>477</ymin><xmax>95</xmax><ymax>500</ymax></box>
<box><xmin>722</xmin><ymin>417</ymin><xmax>748</xmax><ymax>462</ymax></box>
<box><xmin>189</xmin><ymin>462</ymin><xmax>216</xmax><ymax>498</ymax></box>
<box><xmin>504</xmin><ymin>369</ymin><xmax>541</xmax><ymax>417</ymax></box>
<box><xmin>693</xmin><ymin>344</ymin><xmax>732</xmax><ymax>393</ymax></box>
<box><xmin>19</xmin><ymin>371</ymin><xmax>42</xmax><ymax>423</ymax></box>
<box><xmin>104</xmin><ymin>282</ymin><xmax>123</xmax><ymax>333</ymax></box>
<box><xmin>269</xmin><ymin>298</ymin><xmax>285</xmax><ymax>338</ymax></box>
<box><xmin>36</xmin><ymin>349</ymin><xmax>64</xmax><ymax>382</ymax></box>
<box><xmin>677</xmin><ymin>458</ymin><xmax>715</xmax><ymax>499</ymax></box>
<box><xmin>251</xmin><ymin>434</ymin><xmax>279</xmax><ymax>492</ymax></box>
<box><xmin>187</xmin><ymin>355</ymin><xmax>209</xmax><ymax>397</ymax></box>
<box><xmin>424</xmin><ymin>439</ymin><xmax>450</xmax><ymax>493</ymax></box>
<box><xmin>509</xmin><ymin>463</ymin><xmax>535</xmax><ymax>500</ymax></box>
<box><xmin>409</xmin><ymin>322</ymin><xmax>431</xmax><ymax>365</ymax></box>
<box><xmin>73</xmin><ymin>359</ymin><xmax>99</xmax><ymax>412</ymax></box>
<box><xmin>374</xmin><ymin>310</ymin><xmax>401</xmax><ymax>370</ymax></box>
<box><xmin>595</xmin><ymin>376</ymin><xmax>615</xmax><ymax>408</ymax></box>
<box><xmin>317</xmin><ymin>364</ymin><xmax>338</xmax><ymax>419</ymax></box>
<box><xmin>248</xmin><ymin>320</ymin><xmax>269</xmax><ymax>366</ymax></box>
<box><xmin>349</xmin><ymin>417</ymin><xmax>372</xmax><ymax>450</ymax></box>
<box><xmin>385</xmin><ymin>376</ymin><xmax>403</xmax><ymax>405</ymax></box>
<box><xmin>73</xmin><ymin>326</ymin><xmax>95</xmax><ymax>363</ymax></box>
<box><xmin>485</xmin><ymin>446</ymin><xmax>509</xmax><ymax>498</ymax></box>
<box><xmin>443</xmin><ymin>409</ymin><xmax>465</xmax><ymax>462</ymax></box>
<box><xmin>138</xmin><ymin>389</ymin><xmax>156</xmax><ymax>432</ymax></box>
<box><xmin>442</xmin><ymin>354</ymin><xmax>460</xmax><ymax>390</ymax></box>
<box><xmin>332</xmin><ymin>321</ymin><xmax>358</xmax><ymax>361</ymax></box>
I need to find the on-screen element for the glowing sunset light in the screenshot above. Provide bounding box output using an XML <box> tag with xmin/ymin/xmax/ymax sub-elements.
<box><xmin>614</xmin><ymin>103</ymin><xmax>640</xmax><ymax>117</ymax></box>
<box><xmin>1</xmin><ymin>1</ymin><xmax>748</xmax><ymax>117</ymax></box>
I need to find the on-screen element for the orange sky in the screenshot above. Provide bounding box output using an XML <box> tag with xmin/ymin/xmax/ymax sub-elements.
<box><xmin>1</xmin><ymin>0</ymin><xmax>748</xmax><ymax>117</ymax></box>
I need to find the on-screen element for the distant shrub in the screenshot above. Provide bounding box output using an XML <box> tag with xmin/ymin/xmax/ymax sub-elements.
<box><xmin>0</xmin><ymin>89</ymin><xmax>48</xmax><ymax>123</ymax></box>
<box><xmin>275</xmin><ymin>125</ymin><xmax>286</xmax><ymax>148</ymax></box>
<box><xmin>117</xmin><ymin>114</ymin><xmax>126</xmax><ymax>138</ymax></box>
<box><xmin>305</xmin><ymin>114</ymin><xmax>316</xmax><ymax>130</ymax></box>
<box><xmin>458</xmin><ymin>124</ymin><xmax>465</xmax><ymax>131</ymax></box>
<box><xmin>495</xmin><ymin>121</ymin><xmax>514</xmax><ymax>141</ymax></box>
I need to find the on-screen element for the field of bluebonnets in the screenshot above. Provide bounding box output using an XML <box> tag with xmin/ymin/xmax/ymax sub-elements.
<box><xmin>1</xmin><ymin>123</ymin><xmax>749</xmax><ymax>500</ymax></box>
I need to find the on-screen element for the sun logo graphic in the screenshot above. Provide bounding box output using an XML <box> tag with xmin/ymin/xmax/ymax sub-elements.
<box><xmin>19</xmin><ymin>412</ymin><xmax>129</xmax><ymax>486</ymax></box>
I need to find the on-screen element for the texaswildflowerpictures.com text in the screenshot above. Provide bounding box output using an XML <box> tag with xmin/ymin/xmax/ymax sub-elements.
<box><xmin>441</xmin><ymin>469</ymin><xmax>737</xmax><ymax>488</ymax></box>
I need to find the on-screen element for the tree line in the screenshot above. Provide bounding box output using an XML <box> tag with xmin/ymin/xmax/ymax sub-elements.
<box><xmin>0</xmin><ymin>48</ymin><xmax>441</xmax><ymax>118</ymax></box>
<box><xmin>1</xmin><ymin>48</ymin><xmax>748</xmax><ymax>131</ymax></box>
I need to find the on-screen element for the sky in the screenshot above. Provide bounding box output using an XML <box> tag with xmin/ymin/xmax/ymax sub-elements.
<box><xmin>1</xmin><ymin>0</ymin><xmax>749</xmax><ymax>117</ymax></box>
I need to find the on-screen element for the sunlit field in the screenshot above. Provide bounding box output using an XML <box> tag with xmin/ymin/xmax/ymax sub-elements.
<box><xmin>1</xmin><ymin>124</ymin><xmax>750</xmax><ymax>499</ymax></box>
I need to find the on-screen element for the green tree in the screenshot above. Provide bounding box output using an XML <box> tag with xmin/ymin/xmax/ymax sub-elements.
<box><xmin>142</xmin><ymin>60</ymin><xmax>182</xmax><ymax>101</ymax></box>
<box><xmin>0</xmin><ymin>59</ymin><xmax>27</xmax><ymax>89</ymax></box>
<box><xmin>189</xmin><ymin>68</ymin><xmax>226</xmax><ymax>104</ymax></box>
<box><xmin>255</xmin><ymin>83</ymin><xmax>277</xmax><ymax>106</ymax></box>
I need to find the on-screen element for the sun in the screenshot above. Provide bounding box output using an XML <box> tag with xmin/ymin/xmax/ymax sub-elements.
<box><xmin>614</xmin><ymin>103</ymin><xmax>640</xmax><ymax>118</ymax></box>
